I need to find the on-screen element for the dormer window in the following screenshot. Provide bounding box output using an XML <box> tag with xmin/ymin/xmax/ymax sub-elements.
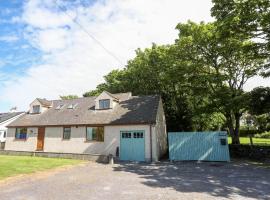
<box><xmin>99</xmin><ymin>99</ymin><xmax>110</xmax><ymax>109</ymax></box>
<box><xmin>32</xmin><ymin>105</ymin><xmax>40</xmax><ymax>113</ymax></box>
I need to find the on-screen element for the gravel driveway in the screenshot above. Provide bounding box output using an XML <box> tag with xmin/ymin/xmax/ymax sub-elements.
<box><xmin>0</xmin><ymin>160</ymin><xmax>269</xmax><ymax>200</ymax></box>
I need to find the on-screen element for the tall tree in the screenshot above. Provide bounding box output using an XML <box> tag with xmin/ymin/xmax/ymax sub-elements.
<box><xmin>211</xmin><ymin>0</ymin><xmax>270</xmax><ymax>76</ymax></box>
<box><xmin>175</xmin><ymin>21</ymin><xmax>266</xmax><ymax>144</ymax></box>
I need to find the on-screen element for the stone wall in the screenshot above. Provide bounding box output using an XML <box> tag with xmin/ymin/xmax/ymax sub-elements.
<box><xmin>0</xmin><ymin>150</ymin><xmax>109</xmax><ymax>163</ymax></box>
<box><xmin>229</xmin><ymin>145</ymin><xmax>270</xmax><ymax>161</ymax></box>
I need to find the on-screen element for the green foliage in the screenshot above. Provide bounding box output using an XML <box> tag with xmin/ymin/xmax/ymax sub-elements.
<box><xmin>192</xmin><ymin>112</ymin><xmax>226</xmax><ymax>131</ymax></box>
<box><xmin>255</xmin><ymin>132</ymin><xmax>270</xmax><ymax>139</ymax></box>
<box><xmin>83</xmin><ymin>90</ymin><xmax>102</xmax><ymax>97</ymax></box>
<box><xmin>211</xmin><ymin>0</ymin><xmax>270</xmax><ymax>76</ymax></box>
<box><xmin>60</xmin><ymin>95</ymin><xmax>79</xmax><ymax>100</ymax></box>
<box><xmin>249</xmin><ymin>87</ymin><xmax>270</xmax><ymax>115</ymax></box>
<box><xmin>254</xmin><ymin>114</ymin><xmax>270</xmax><ymax>132</ymax></box>
<box><xmin>239</xmin><ymin>129</ymin><xmax>261</xmax><ymax>137</ymax></box>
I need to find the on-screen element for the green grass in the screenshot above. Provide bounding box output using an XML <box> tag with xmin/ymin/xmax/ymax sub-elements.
<box><xmin>0</xmin><ymin>155</ymin><xmax>82</xmax><ymax>180</ymax></box>
<box><xmin>228</xmin><ymin>137</ymin><xmax>270</xmax><ymax>146</ymax></box>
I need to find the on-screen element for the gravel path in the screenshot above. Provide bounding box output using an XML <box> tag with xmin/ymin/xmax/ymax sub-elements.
<box><xmin>0</xmin><ymin>161</ymin><xmax>269</xmax><ymax>200</ymax></box>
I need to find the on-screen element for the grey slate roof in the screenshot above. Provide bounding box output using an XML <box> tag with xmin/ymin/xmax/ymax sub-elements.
<box><xmin>104</xmin><ymin>91</ymin><xmax>119</xmax><ymax>101</ymax></box>
<box><xmin>36</xmin><ymin>98</ymin><xmax>52</xmax><ymax>107</ymax></box>
<box><xmin>0</xmin><ymin>112</ymin><xmax>24</xmax><ymax>124</ymax></box>
<box><xmin>8</xmin><ymin>93</ymin><xmax>160</xmax><ymax>127</ymax></box>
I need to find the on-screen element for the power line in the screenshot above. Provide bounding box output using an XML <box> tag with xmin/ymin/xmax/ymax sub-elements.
<box><xmin>54</xmin><ymin>0</ymin><xmax>124</xmax><ymax>65</ymax></box>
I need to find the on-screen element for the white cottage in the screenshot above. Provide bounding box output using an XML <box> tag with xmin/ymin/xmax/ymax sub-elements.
<box><xmin>6</xmin><ymin>91</ymin><xmax>167</xmax><ymax>162</ymax></box>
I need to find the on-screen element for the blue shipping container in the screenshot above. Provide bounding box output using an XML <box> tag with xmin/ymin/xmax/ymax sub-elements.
<box><xmin>168</xmin><ymin>132</ymin><xmax>230</xmax><ymax>162</ymax></box>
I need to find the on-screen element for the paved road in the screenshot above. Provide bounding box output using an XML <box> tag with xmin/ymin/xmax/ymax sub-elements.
<box><xmin>0</xmin><ymin>161</ymin><xmax>269</xmax><ymax>200</ymax></box>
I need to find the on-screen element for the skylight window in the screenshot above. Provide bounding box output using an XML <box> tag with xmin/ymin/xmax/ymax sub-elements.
<box><xmin>67</xmin><ymin>103</ymin><xmax>78</xmax><ymax>109</ymax></box>
<box><xmin>56</xmin><ymin>104</ymin><xmax>65</xmax><ymax>110</ymax></box>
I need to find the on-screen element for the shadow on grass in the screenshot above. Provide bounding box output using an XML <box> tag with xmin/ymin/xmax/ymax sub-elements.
<box><xmin>113</xmin><ymin>161</ymin><xmax>270</xmax><ymax>199</ymax></box>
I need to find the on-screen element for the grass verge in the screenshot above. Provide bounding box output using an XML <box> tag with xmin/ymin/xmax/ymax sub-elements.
<box><xmin>0</xmin><ymin>155</ymin><xmax>82</xmax><ymax>180</ymax></box>
<box><xmin>228</xmin><ymin>137</ymin><xmax>270</xmax><ymax>146</ymax></box>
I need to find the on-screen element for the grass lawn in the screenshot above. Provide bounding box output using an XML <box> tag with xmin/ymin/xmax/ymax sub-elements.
<box><xmin>0</xmin><ymin>155</ymin><xmax>82</xmax><ymax>180</ymax></box>
<box><xmin>228</xmin><ymin>137</ymin><xmax>270</xmax><ymax>146</ymax></box>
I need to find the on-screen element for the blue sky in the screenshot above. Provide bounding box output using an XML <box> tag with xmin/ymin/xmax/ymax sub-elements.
<box><xmin>0</xmin><ymin>0</ymin><xmax>268</xmax><ymax>113</ymax></box>
<box><xmin>0</xmin><ymin>0</ymin><xmax>42</xmax><ymax>111</ymax></box>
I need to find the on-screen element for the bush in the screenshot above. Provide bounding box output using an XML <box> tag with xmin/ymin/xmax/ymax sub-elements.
<box><xmin>254</xmin><ymin>131</ymin><xmax>270</xmax><ymax>139</ymax></box>
<box><xmin>239</xmin><ymin>129</ymin><xmax>261</xmax><ymax>137</ymax></box>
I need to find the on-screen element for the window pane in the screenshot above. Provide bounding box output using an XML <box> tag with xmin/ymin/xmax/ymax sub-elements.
<box><xmin>33</xmin><ymin>105</ymin><xmax>40</xmax><ymax>113</ymax></box>
<box><xmin>99</xmin><ymin>99</ymin><xmax>110</xmax><ymax>109</ymax></box>
<box><xmin>63</xmin><ymin>127</ymin><xmax>71</xmax><ymax>139</ymax></box>
<box><xmin>15</xmin><ymin>132</ymin><xmax>20</xmax><ymax>139</ymax></box>
<box><xmin>86</xmin><ymin>127</ymin><xmax>93</xmax><ymax>141</ymax></box>
<box><xmin>92</xmin><ymin>128</ymin><xmax>97</xmax><ymax>140</ymax></box>
<box><xmin>15</xmin><ymin>128</ymin><xmax>27</xmax><ymax>140</ymax></box>
<box><xmin>96</xmin><ymin>127</ymin><xmax>104</xmax><ymax>141</ymax></box>
<box><xmin>21</xmin><ymin>133</ymin><xmax>27</xmax><ymax>139</ymax></box>
<box><xmin>86</xmin><ymin>127</ymin><xmax>104</xmax><ymax>141</ymax></box>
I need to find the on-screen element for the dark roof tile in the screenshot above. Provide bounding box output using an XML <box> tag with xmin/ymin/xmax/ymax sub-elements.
<box><xmin>0</xmin><ymin>112</ymin><xmax>24</xmax><ymax>124</ymax></box>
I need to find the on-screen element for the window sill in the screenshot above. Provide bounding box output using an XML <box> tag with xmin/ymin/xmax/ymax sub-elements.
<box><xmin>62</xmin><ymin>139</ymin><xmax>71</xmax><ymax>141</ymax></box>
<box><xmin>14</xmin><ymin>139</ymin><xmax>27</xmax><ymax>141</ymax></box>
<box><xmin>84</xmin><ymin>140</ymin><xmax>104</xmax><ymax>143</ymax></box>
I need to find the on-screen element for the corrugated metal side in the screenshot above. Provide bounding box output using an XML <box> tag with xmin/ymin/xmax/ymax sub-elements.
<box><xmin>168</xmin><ymin>132</ymin><xmax>230</xmax><ymax>162</ymax></box>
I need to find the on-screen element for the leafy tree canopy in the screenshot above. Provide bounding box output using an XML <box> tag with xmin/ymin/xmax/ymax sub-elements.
<box><xmin>60</xmin><ymin>95</ymin><xmax>79</xmax><ymax>100</ymax></box>
<box><xmin>249</xmin><ymin>87</ymin><xmax>270</xmax><ymax>115</ymax></box>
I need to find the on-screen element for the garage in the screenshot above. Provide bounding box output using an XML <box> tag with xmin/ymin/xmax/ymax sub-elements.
<box><xmin>168</xmin><ymin>131</ymin><xmax>230</xmax><ymax>162</ymax></box>
<box><xmin>120</xmin><ymin>130</ymin><xmax>145</xmax><ymax>161</ymax></box>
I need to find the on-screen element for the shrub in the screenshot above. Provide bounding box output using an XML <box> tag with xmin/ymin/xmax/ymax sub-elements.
<box><xmin>254</xmin><ymin>131</ymin><xmax>270</xmax><ymax>139</ymax></box>
<box><xmin>239</xmin><ymin>129</ymin><xmax>261</xmax><ymax>137</ymax></box>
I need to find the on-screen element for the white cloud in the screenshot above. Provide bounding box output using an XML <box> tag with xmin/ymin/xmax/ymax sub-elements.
<box><xmin>0</xmin><ymin>0</ymin><xmax>220</xmax><ymax>111</ymax></box>
<box><xmin>0</xmin><ymin>35</ymin><xmax>19</xmax><ymax>42</ymax></box>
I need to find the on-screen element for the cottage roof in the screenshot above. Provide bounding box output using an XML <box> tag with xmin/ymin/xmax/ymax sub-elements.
<box><xmin>8</xmin><ymin>93</ymin><xmax>160</xmax><ymax>127</ymax></box>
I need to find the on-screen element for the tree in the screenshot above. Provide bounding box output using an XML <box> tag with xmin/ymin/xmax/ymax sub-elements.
<box><xmin>248</xmin><ymin>87</ymin><xmax>270</xmax><ymax>131</ymax></box>
<box><xmin>83</xmin><ymin>90</ymin><xmax>102</xmax><ymax>97</ymax></box>
<box><xmin>249</xmin><ymin>87</ymin><xmax>270</xmax><ymax>115</ymax></box>
<box><xmin>175</xmin><ymin>21</ymin><xmax>266</xmax><ymax>144</ymax></box>
<box><xmin>211</xmin><ymin>0</ymin><xmax>270</xmax><ymax>77</ymax></box>
<box><xmin>60</xmin><ymin>95</ymin><xmax>79</xmax><ymax>100</ymax></box>
<box><xmin>84</xmin><ymin>44</ymin><xmax>198</xmax><ymax>131</ymax></box>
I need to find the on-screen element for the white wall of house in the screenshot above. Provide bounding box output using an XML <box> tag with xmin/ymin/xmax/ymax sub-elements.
<box><xmin>5</xmin><ymin>124</ymin><xmax>154</xmax><ymax>161</ymax></box>
<box><xmin>0</xmin><ymin>113</ymin><xmax>24</xmax><ymax>143</ymax></box>
<box><xmin>44</xmin><ymin>126</ymin><xmax>105</xmax><ymax>154</ymax></box>
<box><xmin>5</xmin><ymin>127</ymin><xmax>38</xmax><ymax>151</ymax></box>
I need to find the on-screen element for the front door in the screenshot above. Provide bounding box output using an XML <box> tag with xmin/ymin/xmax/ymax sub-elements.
<box><xmin>120</xmin><ymin>131</ymin><xmax>145</xmax><ymax>162</ymax></box>
<box><xmin>36</xmin><ymin>127</ymin><xmax>45</xmax><ymax>151</ymax></box>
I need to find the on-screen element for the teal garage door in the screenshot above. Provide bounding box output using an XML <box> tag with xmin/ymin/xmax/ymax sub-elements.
<box><xmin>168</xmin><ymin>132</ymin><xmax>230</xmax><ymax>162</ymax></box>
<box><xmin>120</xmin><ymin>131</ymin><xmax>145</xmax><ymax>162</ymax></box>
